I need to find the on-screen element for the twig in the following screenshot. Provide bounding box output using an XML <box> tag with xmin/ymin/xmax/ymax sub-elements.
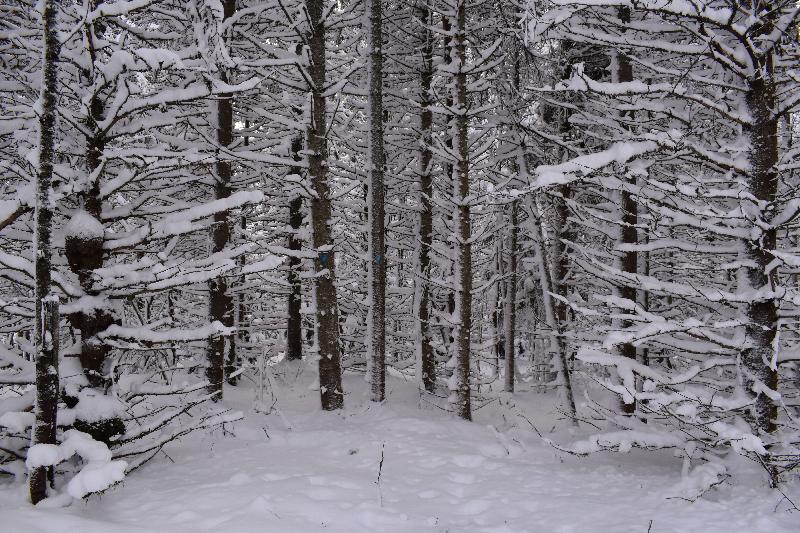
<box><xmin>773</xmin><ymin>486</ymin><xmax>800</xmax><ymax>513</ymax></box>
<box><xmin>375</xmin><ymin>442</ymin><xmax>385</xmax><ymax>507</ymax></box>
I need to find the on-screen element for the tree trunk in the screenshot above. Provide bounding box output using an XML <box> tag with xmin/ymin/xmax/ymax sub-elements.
<box><xmin>441</xmin><ymin>12</ymin><xmax>457</xmax><ymax>358</ymax></box>
<box><xmin>551</xmin><ymin>186</ymin><xmax>572</xmax><ymax>341</ymax></box>
<box><xmin>234</xmin><ymin>122</ymin><xmax>252</xmax><ymax>370</ymax></box>
<box><xmin>742</xmin><ymin>43</ymin><xmax>779</xmax><ymax>483</ymax></box>
<box><xmin>286</xmin><ymin>135</ymin><xmax>304</xmax><ymax>361</ymax></box>
<box><xmin>531</xmin><ymin>199</ymin><xmax>578</xmax><ymax>425</ymax></box>
<box><xmin>64</xmin><ymin>1</ymin><xmax>114</xmax><ymax>392</ymax></box>
<box><xmin>415</xmin><ymin>1</ymin><xmax>435</xmax><ymax>394</ymax></box>
<box><xmin>504</xmin><ymin>201</ymin><xmax>518</xmax><ymax>393</ymax></box>
<box><xmin>367</xmin><ymin>0</ymin><xmax>386</xmax><ymax>403</ymax></box>
<box><xmin>307</xmin><ymin>0</ymin><xmax>343</xmax><ymax>410</ymax></box>
<box><xmin>616</xmin><ymin>5</ymin><xmax>637</xmax><ymax>415</ymax></box>
<box><xmin>30</xmin><ymin>0</ymin><xmax>60</xmax><ymax>504</ymax></box>
<box><xmin>637</xmin><ymin>195</ymin><xmax>650</xmax><ymax>372</ymax></box>
<box><xmin>451</xmin><ymin>0</ymin><xmax>471</xmax><ymax>421</ymax></box>
<box><xmin>493</xmin><ymin>224</ymin><xmax>503</xmax><ymax>376</ymax></box>
<box><xmin>207</xmin><ymin>0</ymin><xmax>237</xmax><ymax>396</ymax></box>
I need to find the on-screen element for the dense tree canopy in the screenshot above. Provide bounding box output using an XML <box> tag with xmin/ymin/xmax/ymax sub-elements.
<box><xmin>0</xmin><ymin>0</ymin><xmax>797</xmax><ymax>507</ymax></box>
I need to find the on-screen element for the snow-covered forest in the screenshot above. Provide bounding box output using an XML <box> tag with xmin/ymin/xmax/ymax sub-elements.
<box><xmin>1</xmin><ymin>0</ymin><xmax>799</xmax><ymax>531</ymax></box>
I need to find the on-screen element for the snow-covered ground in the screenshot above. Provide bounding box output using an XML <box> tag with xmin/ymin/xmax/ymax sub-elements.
<box><xmin>1</xmin><ymin>365</ymin><xmax>797</xmax><ymax>533</ymax></box>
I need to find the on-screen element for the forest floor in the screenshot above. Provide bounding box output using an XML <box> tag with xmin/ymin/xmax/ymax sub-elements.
<box><xmin>1</xmin><ymin>363</ymin><xmax>798</xmax><ymax>533</ymax></box>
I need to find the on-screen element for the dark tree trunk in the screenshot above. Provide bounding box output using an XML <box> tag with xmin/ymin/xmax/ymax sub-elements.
<box><xmin>616</xmin><ymin>6</ymin><xmax>637</xmax><ymax>415</ymax></box>
<box><xmin>63</xmin><ymin>1</ymin><xmax>115</xmax><ymax>392</ymax></box>
<box><xmin>504</xmin><ymin>201</ymin><xmax>518</xmax><ymax>393</ymax></box>
<box><xmin>30</xmin><ymin>0</ymin><xmax>60</xmax><ymax>505</ymax></box>
<box><xmin>441</xmin><ymin>12</ymin><xmax>457</xmax><ymax>357</ymax></box>
<box><xmin>742</xmin><ymin>37</ymin><xmax>779</xmax><ymax>484</ymax></box>
<box><xmin>367</xmin><ymin>0</ymin><xmax>386</xmax><ymax>402</ymax></box>
<box><xmin>286</xmin><ymin>136</ymin><xmax>304</xmax><ymax>361</ymax></box>
<box><xmin>452</xmin><ymin>0</ymin><xmax>472</xmax><ymax>421</ymax></box>
<box><xmin>551</xmin><ymin>185</ymin><xmax>572</xmax><ymax>334</ymax></box>
<box><xmin>235</xmin><ymin>213</ymin><xmax>248</xmax><ymax>356</ymax></box>
<box><xmin>207</xmin><ymin>0</ymin><xmax>237</xmax><ymax>396</ymax></box>
<box><xmin>60</xmin><ymin>6</ymin><xmax>122</xmax><ymax>446</ymax></box>
<box><xmin>415</xmin><ymin>1</ymin><xmax>435</xmax><ymax>394</ymax></box>
<box><xmin>493</xmin><ymin>228</ymin><xmax>503</xmax><ymax>369</ymax></box>
<box><xmin>307</xmin><ymin>0</ymin><xmax>343</xmax><ymax>410</ymax></box>
<box><xmin>235</xmin><ymin>123</ymin><xmax>251</xmax><ymax>365</ymax></box>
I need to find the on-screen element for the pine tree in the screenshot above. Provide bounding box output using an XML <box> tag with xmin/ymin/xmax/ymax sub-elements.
<box><xmin>414</xmin><ymin>0</ymin><xmax>437</xmax><ymax>394</ymax></box>
<box><xmin>367</xmin><ymin>0</ymin><xmax>387</xmax><ymax>403</ymax></box>
<box><xmin>307</xmin><ymin>0</ymin><xmax>343</xmax><ymax>410</ymax></box>
<box><xmin>28</xmin><ymin>0</ymin><xmax>60</xmax><ymax>505</ymax></box>
<box><xmin>532</xmin><ymin>0</ymin><xmax>800</xmax><ymax>485</ymax></box>
<box><xmin>207</xmin><ymin>0</ymin><xmax>239</xmax><ymax>398</ymax></box>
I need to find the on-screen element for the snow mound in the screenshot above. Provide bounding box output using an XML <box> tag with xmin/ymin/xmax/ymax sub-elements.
<box><xmin>26</xmin><ymin>430</ymin><xmax>127</xmax><ymax>500</ymax></box>
<box><xmin>0</xmin><ymin>411</ymin><xmax>35</xmax><ymax>433</ymax></box>
<box><xmin>64</xmin><ymin>210</ymin><xmax>104</xmax><ymax>240</ymax></box>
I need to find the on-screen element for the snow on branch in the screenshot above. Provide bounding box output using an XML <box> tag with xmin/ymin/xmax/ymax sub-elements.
<box><xmin>26</xmin><ymin>430</ymin><xmax>127</xmax><ymax>499</ymax></box>
<box><xmin>0</xmin><ymin>342</ymin><xmax>34</xmax><ymax>385</ymax></box>
<box><xmin>87</xmin><ymin>0</ymin><xmax>156</xmax><ymax>22</ymax></box>
<box><xmin>533</xmin><ymin>141</ymin><xmax>659</xmax><ymax>188</ymax></box>
<box><xmin>104</xmin><ymin>190</ymin><xmax>264</xmax><ymax>250</ymax></box>
<box><xmin>98</xmin><ymin>321</ymin><xmax>234</xmax><ymax>344</ymax></box>
<box><xmin>0</xmin><ymin>199</ymin><xmax>30</xmax><ymax>233</ymax></box>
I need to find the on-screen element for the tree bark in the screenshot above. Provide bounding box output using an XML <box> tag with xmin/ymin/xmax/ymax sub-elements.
<box><xmin>741</xmin><ymin>33</ymin><xmax>779</xmax><ymax>477</ymax></box>
<box><xmin>504</xmin><ymin>201</ymin><xmax>518</xmax><ymax>393</ymax></box>
<box><xmin>441</xmin><ymin>12</ymin><xmax>457</xmax><ymax>357</ymax></box>
<box><xmin>531</xmin><ymin>199</ymin><xmax>578</xmax><ymax>425</ymax></box>
<box><xmin>286</xmin><ymin>136</ymin><xmax>304</xmax><ymax>361</ymax></box>
<box><xmin>415</xmin><ymin>1</ymin><xmax>436</xmax><ymax>394</ymax></box>
<box><xmin>307</xmin><ymin>0</ymin><xmax>343</xmax><ymax>410</ymax></box>
<box><xmin>541</xmin><ymin>234</ymin><xmax>578</xmax><ymax>423</ymax></box>
<box><xmin>30</xmin><ymin>0</ymin><xmax>60</xmax><ymax>504</ymax></box>
<box><xmin>207</xmin><ymin>0</ymin><xmax>237</xmax><ymax>397</ymax></box>
<box><xmin>63</xmin><ymin>0</ymin><xmax>114</xmax><ymax>392</ymax></box>
<box><xmin>616</xmin><ymin>6</ymin><xmax>637</xmax><ymax>415</ymax></box>
<box><xmin>451</xmin><ymin>0</ymin><xmax>471</xmax><ymax>421</ymax></box>
<box><xmin>367</xmin><ymin>0</ymin><xmax>386</xmax><ymax>403</ymax></box>
<box><xmin>59</xmin><ymin>1</ymin><xmax>128</xmax><ymax>446</ymax></box>
<box><xmin>233</xmin><ymin>123</ymin><xmax>252</xmax><ymax>373</ymax></box>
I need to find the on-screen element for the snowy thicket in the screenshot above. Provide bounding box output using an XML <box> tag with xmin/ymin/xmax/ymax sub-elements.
<box><xmin>528</xmin><ymin>0</ymin><xmax>800</xmax><ymax>485</ymax></box>
<box><xmin>0</xmin><ymin>0</ymin><xmax>797</xmax><ymax>508</ymax></box>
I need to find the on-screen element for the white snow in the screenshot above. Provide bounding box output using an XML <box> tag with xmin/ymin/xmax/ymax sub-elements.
<box><xmin>64</xmin><ymin>210</ymin><xmax>104</xmax><ymax>240</ymax></box>
<box><xmin>240</xmin><ymin>255</ymin><xmax>284</xmax><ymax>275</ymax></box>
<box><xmin>24</xmin><ymin>444</ymin><xmax>62</xmax><ymax>469</ymax></box>
<box><xmin>2</xmin><ymin>373</ymin><xmax>796</xmax><ymax>532</ymax></box>
<box><xmin>60</xmin><ymin>431</ymin><xmax>127</xmax><ymax>499</ymax></box>
<box><xmin>58</xmin><ymin>388</ymin><xmax>127</xmax><ymax>426</ymax></box>
<box><xmin>26</xmin><ymin>430</ymin><xmax>127</xmax><ymax>500</ymax></box>
<box><xmin>99</xmin><ymin>321</ymin><xmax>235</xmax><ymax>343</ymax></box>
<box><xmin>534</xmin><ymin>141</ymin><xmax>659</xmax><ymax>188</ymax></box>
<box><xmin>0</xmin><ymin>411</ymin><xmax>34</xmax><ymax>433</ymax></box>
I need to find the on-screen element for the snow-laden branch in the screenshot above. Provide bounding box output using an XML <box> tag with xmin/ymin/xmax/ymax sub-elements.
<box><xmin>26</xmin><ymin>430</ymin><xmax>127</xmax><ymax>499</ymax></box>
<box><xmin>533</xmin><ymin>141</ymin><xmax>659</xmax><ymax>188</ymax></box>
<box><xmin>104</xmin><ymin>190</ymin><xmax>264</xmax><ymax>250</ymax></box>
<box><xmin>98</xmin><ymin>321</ymin><xmax>234</xmax><ymax>344</ymax></box>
